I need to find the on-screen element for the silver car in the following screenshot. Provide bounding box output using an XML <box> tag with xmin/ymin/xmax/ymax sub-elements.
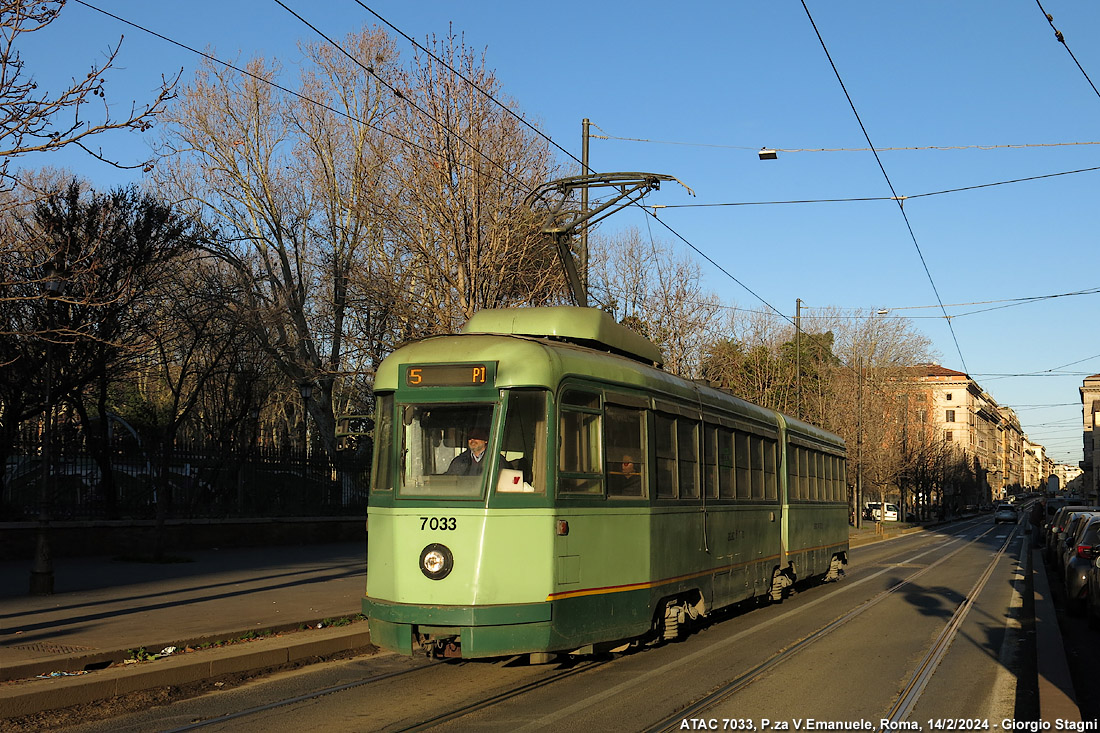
<box><xmin>993</xmin><ymin>504</ymin><xmax>1018</xmax><ymax>524</ymax></box>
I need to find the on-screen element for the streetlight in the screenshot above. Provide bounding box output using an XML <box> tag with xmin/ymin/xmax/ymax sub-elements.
<box><xmin>30</xmin><ymin>261</ymin><xmax>67</xmax><ymax>595</ymax></box>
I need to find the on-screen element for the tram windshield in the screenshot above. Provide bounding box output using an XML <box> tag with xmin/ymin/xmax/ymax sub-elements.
<box><xmin>399</xmin><ymin>404</ymin><xmax>495</xmax><ymax>497</ymax></box>
<box><xmin>396</xmin><ymin>391</ymin><xmax>547</xmax><ymax>498</ymax></box>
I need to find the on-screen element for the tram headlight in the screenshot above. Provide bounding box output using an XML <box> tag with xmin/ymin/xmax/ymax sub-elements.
<box><xmin>419</xmin><ymin>543</ymin><xmax>453</xmax><ymax>580</ymax></box>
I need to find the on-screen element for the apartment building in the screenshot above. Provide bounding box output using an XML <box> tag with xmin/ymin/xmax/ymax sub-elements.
<box><xmin>1080</xmin><ymin>374</ymin><xmax>1100</xmax><ymax>501</ymax></box>
<box><xmin>909</xmin><ymin>364</ymin><xmax>1043</xmax><ymax>502</ymax></box>
<box><xmin>1052</xmin><ymin>463</ymin><xmax>1084</xmax><ymax>493</ymax></box>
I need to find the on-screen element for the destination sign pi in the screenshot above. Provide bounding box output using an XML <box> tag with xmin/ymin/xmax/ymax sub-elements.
<box><xmin>405</xmin><ymin>364</ymin><xmax>490</xmax><ymax>388</ymax></box>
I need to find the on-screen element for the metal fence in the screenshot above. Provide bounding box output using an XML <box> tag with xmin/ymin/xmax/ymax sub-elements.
<box><xmin>1</xmin><ymin>436</ymin><xmax>370</xmax><ymax>522</ymax></box>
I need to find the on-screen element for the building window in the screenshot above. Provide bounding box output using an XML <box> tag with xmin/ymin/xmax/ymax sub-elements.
<box><xmin>946</xmin><ymin>409</ymin><xmax>955</xmax><ymax>422</ymax></box>
<box><xmin>946</xmin><ymin>393</ymin><xmax>953</xmax><ymax>401</ymax></box>
<box><xmin>945</xmin><ymin>431</ymin><xmax>953</xmax><ymax>441</ymax></box>
<box><xmin>918</xmin><ymin>409</ymin><xmax>927</xmax><ymax>423</ymax></box>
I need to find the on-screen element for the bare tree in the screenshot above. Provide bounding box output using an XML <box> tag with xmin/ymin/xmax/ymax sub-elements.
<box><xmin>385</xmin><ymin>30</ymin><xmax>565</xmax><ymax>334</ymax></box>
<box><xmin>109</xmin><ymin>252</ymin><xmax>252</xmax><ymax>551</ymax></box>
<box><xmin>0</xmin><ymin>1</ymin><xmax>177</xmax><ymax>198</ymax></box>
<box><xmin>154</xmin><ymin>29</ymin><xmax>403</xmax><ymax>462</ymax></box>
<box><xmin>590</xmin><ymin>227</ymin><xmax>722</xmax><ymax>377</ymax></box>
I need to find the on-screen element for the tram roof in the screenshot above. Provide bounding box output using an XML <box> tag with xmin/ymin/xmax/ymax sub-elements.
<box><xmin>461</xmin><ymin>307</ymin><xmax>665</xmax><ymax>367</ymax></box>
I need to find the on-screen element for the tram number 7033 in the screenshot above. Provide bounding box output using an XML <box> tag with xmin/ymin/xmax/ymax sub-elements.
<box><xmin>420</xmin><ymin>517</ymin><xmax>457</xmax><ymax>531</ymax></box>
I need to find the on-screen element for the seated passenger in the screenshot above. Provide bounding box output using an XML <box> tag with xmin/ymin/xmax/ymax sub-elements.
<box><xmin>610</xmin><ymin>454</ymin><xmax>642</xmax><ymax>495</ymax></box>
<box><xmin>446</xmin><ymin>428</ymin><xmax>492</xmax><ymax>476</ymax></box>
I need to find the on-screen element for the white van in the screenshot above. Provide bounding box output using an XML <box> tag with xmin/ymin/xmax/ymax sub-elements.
<box><xmin>866</xmin><ymin>502</ymin><xmax>899</xmax><ymax>521</ymax></box>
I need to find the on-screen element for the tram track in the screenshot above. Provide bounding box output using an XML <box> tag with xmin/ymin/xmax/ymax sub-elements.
<box><xmin>882</xmin><ymin>526</ymin><xmax>1018</xmax><ymax>723</ymax></box>
<box><xmin>638</xmin><ymin>522</ymin><xmax>1015</xmax><ymax>733</ymax></box>
<box><xmin>158</xmin><ymin>520</ymin><xmax>1015</xmax><ymax>733</ymax></box>
<box><xmin>392</xmin><ymin>657</ymin><xmax>613</xmax><ymax>732</ymax></box>
<box><xmin>160</xmin><ymin>660</ymin><xmax>437</xmax><ymax>732</ymax></box>
<box><xmin>158</xmin><ymin>651</ymin><xmax>611</xmax><ymax>733</ymax></box>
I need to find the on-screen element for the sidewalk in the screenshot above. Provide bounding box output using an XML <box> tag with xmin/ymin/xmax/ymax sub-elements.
<box><xmin>1</xmin><ymin>542</ymin><xmax>372</xmax><ymax>719</ymax></box>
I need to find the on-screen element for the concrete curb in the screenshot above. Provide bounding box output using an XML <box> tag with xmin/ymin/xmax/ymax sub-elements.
<box><xmin>1</xmin><ymin>618</ymin><xmax>360</xmax><ymax>683</ymax></box>
<box><xmin>0</xmin><ymin>623</ymin><xmax>373</xmax><ymax>719</ymax></box>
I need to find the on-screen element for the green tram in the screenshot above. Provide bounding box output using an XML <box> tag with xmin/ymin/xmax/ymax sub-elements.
<box><xmin>363</xmin><ymin>307</ymin><xmax>848</xmax><ymax>660</ymax></box>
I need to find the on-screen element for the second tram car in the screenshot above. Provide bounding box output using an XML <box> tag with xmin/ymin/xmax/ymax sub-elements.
<box><xmin>363</xmin><ymin>306</ymin><xmax>848</xmax><ymax>659</ymax></box>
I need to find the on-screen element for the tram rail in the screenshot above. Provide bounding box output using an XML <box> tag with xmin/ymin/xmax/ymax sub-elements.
<box><xmin>641</xmin><ymin>523</ymin><xmax>1013</xmax><ymax>732</ymax></box>
<box><xmin>156</xmin><ymin>519</ymin><xmax>1019</xmax><ymax>732</ymax></box>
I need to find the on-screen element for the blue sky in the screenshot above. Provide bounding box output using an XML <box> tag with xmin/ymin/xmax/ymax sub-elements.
<box><xmin>17</xmin><ymin>1</ymin><xmax>1100</xmax><ymax>464</ymax></box>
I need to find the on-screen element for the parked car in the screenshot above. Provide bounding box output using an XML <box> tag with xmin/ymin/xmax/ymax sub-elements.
<box><xmin>1058</xmin><ymin>512</ymin><xmax>1100</xmax><ymax>581</ymax></box>
<box><xmin>994</xmin><ymin>504</ymin><xmax>1018</xmax><ymax>524</ymax></box>
<box><xmin>1085</xmin><ymin>553</ymin><xmax>1100</xmax><ymax>629</ymax></box>
<box><xmin>1064</xmin><ymin>515</ymin><xmax>1100</xmax><ymax>615</ymax></box>
<box><xmin>1045</xmin><ymin>506</ymin><xmax>1099</xmax><ymax>566</ymax></box>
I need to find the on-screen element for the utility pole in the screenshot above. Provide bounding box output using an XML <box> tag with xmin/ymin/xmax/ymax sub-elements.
<box><xmin>795</xmin><ymin>298</ymin><xmax>801</xmax><ymax>421</ymax></box>
<box><xmin>581</xmin><ymin>119</ymin><xmax>590</xmax><ymax>299</ymax></box>
<box><xmin>856</xmin><ymin>356</ymin><xmax>864</xmax><ymax>529</ymax></box>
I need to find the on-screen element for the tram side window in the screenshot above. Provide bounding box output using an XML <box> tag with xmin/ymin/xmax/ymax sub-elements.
<box><xmin>718</xmin><ymin>427</ymin><xmax>735</xmax><ymax>499</ymax></box>
<box><xmin>763</xmin><ymin>438</ymin><xmax>777</xmax><ymax>500</ymax></box>
<box><xmin>831</xmin><ymin>453</ymin><xmax>840</xmax><ymax>499</ymax></box>
<box><xmin>789</xmin><ymin>447</ymin><xmax>799</xmax><ymax>499</ymax></box>
<box><xmin>559</xmin><ymin>390</ymin><xmax>602</xmax><ymax>495</ymax></box>
<box><xmin>497</xmin><ymin>389</ymin><xmax>547</xmax><ymax>494</ymax></box>
<box><xmin>825</xmin><ymin>454</ymin><xmax>836</xmax><ymax>501</ymax></box>
<box><xmin>702</xmin><ymin>424</ymin><xmax>718</xmax><ymax>499</ymax></box>
<box><xmin>787</xmin><ymin>445</ymin><xmax>799</xmax><ymax>500</ymax></box>
<box><xmin>605</xmin><ymin>404</ymin><xmax>647</xmax><ymax>498</ymax></box>
<box><xmin>834</xmin><ymin>457</ymin><xmax>843</xmax><ymax>502</ymax></box>
<box><xmin>808</xmin><ymin>449</ymin><xmax>819</xmax><ymax>500</ymax></box>
<box><xmin>679</xmin><ymin>420</ymin><xmax>700</xmax><ymax>499</ymax></box>
<box><xmin>654</xmin><ymin>413</ymin><xmax>677</xmax><ymax>498</ymax></box>
<box><xmin>749</xmin><ymin>434</ymin><xmax>764</xmax><ymax>499</ymax></box>
<box><xmin>816</xmin><ymin>453</ymin><xmax>827</xmax><ymax>501</ymax></box>
<box><xmin>838</xmin><ymin>458</ymin><xmax>848</xmax><ymax>501</ymax></box>
<box><xmin>800</xmin><ymin>444</ymin><xmax>809</xmax><ymax>497</ymax></box>
<box><xmin>371</xmin><ymin>393</ymin><xmax>394</xmax><ymax>493</ymax></box>
<box><xmin>734</xmin><ymin>431</ymin><xmax>750</xmax><ymax>499</ymax></box>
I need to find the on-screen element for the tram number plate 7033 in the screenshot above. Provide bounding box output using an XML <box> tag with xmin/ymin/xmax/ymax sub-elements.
<box><xmin>420</xmin><ymin>517</ymin><xmax>457</xmax><ymax>531</ymax></box>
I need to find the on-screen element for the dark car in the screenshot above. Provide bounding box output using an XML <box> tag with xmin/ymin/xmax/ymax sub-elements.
<box><xmin>1065</xmin><ymin>515</ymin><xmax>1100</xmax><ymax>614</ymax></box>
<box><xmin>1058</xmin><ymin>512</ymin><xmax>1100</xmax><ymax>582</ymax></box>
<box><xmin>1086</xmin><ymin>553</ymin><xmax>1100</xmax><ymax>629</ymax></box>
<box><xmin>1045</xmin><ymin>506</ymin><xmax>1100</xmax><ymax>566</ymax></box>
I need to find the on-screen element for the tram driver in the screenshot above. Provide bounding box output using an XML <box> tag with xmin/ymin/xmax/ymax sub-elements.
<box><xmin>445</xmin><ymin>427</ymin><xmax>492</xmax><ymax>476</ymax></box>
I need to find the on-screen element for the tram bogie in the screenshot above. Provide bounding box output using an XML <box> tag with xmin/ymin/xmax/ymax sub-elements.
<box><xmin>362</xmin><ymin>306</ymin><xmax>848</xmax><ymax>659</ymax></box>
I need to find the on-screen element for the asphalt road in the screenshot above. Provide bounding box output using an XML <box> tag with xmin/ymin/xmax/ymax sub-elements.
<box><xmin>51</xmin><ymin>517</ymin><xmax>1056</xmax><ymax>733</ymax></box>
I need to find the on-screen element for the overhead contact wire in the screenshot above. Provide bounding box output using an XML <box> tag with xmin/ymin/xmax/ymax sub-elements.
<box><xmin>271</xmin><ymin>0</ymin><xmax>535</xmax><ymax>197</ymax></box>
<box><xmin>352</xmin><ymin>1</ymin><xmax>588</xmax><ymax>172</ymax></box>
<box><xmin>1035</xmin><ymin>0</ymin><xmax>1100</xmax><ymax>101</ymax></box>
<box><xmin>800</xmin><ymin>0</ymin><xmax>969</xmax><ymax>375</ymax></box>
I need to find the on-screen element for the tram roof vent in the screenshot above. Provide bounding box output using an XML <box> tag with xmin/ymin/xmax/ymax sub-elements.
<box><xmin>461</xmin><ymin>306</ymin><xmax>665</xmax><ymax>367</ymax></box>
